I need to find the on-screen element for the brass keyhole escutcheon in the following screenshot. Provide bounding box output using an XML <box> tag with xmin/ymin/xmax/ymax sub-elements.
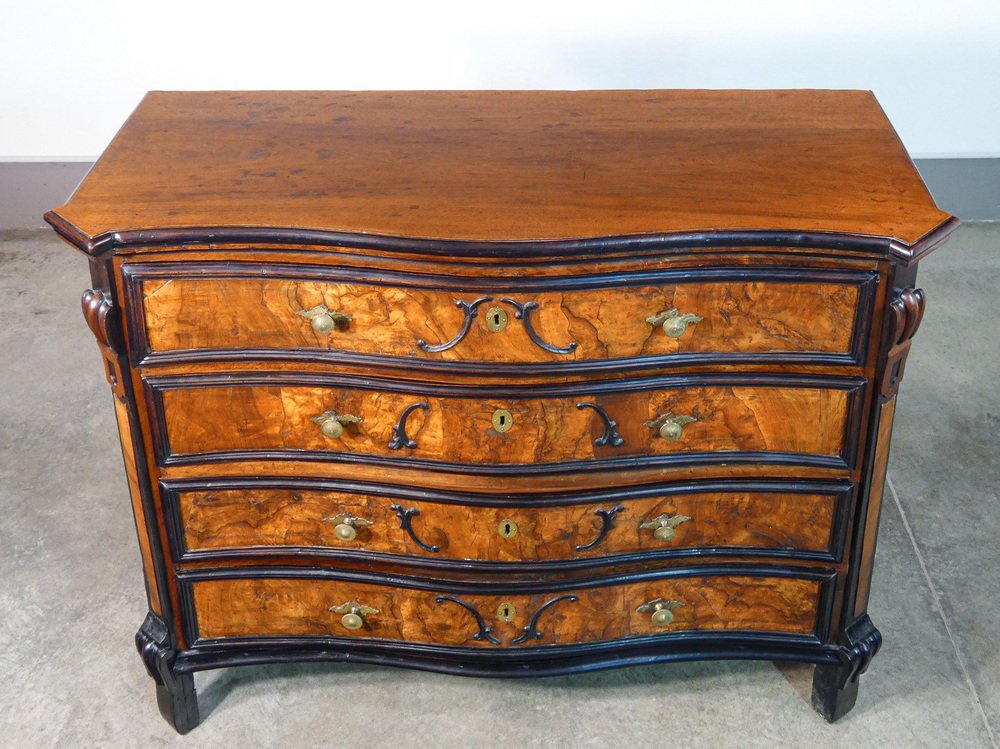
<box><xmin>498</xmin><ymin>518</ymin><xmax>518</xmax><ymax>539</ymax></box>
<box><xmin>485</xmin><ymin>305</ymin><xmax>509</xmax><ymax>333</ymax></box>
<box><xmin>497</xmin><ymin>602</ymin><xmax>517</xmax><ymax>622</ymax></box>
<box><xmin>492</xmin><ymin>409</ymin><xmax>513</xmax><ymax>433</ymax></box>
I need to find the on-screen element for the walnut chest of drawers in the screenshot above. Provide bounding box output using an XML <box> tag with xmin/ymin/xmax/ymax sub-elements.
<box><xmin>47</xmin><ymin>90</ymin><xmax>955</xmax><ymax>733</ymax></box>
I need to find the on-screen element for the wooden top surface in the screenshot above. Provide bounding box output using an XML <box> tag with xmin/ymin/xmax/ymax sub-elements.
<box><xmin>49</xmin><ymin>90</ymin><xmax>952</xmax><ymax>253</ymax></box>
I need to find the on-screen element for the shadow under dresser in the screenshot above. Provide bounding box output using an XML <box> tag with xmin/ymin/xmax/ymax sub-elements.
<box><xmin>46</xmin><ymin>89</ymin><xmax>956</xmax><ymax>733</ymax></box>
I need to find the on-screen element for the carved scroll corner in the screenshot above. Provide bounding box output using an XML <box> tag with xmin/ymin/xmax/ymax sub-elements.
<box><xmin>81</xmin><ymin>288</ymin><xmax>122</xmax><ymax>352</ymax></box>
<box><xmin>889</xmin><ymin>288</ymin><xmax>926</xmax><ymax>347</ymax></box>
<box><xmin>135</xmin><ymin>611</ymin><xmax>174</xmax><ymax>685</ymax></box>
<box><xmin>882</xmin><ymin>287</ymin><xmax>926</xmax><ymax>397</ymax></box>
<box><xmin>834</xmin><ymin>614</ymin><xmax>883</xmax><ymax>688</ymax></box>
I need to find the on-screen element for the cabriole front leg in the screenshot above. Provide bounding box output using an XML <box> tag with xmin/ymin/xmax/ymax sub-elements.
<box><xmin>135</xmin><ymin>612</ymin><xmax>199</xmax><ymax>734</ymax></box>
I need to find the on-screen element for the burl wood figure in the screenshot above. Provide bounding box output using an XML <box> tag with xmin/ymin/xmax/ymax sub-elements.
<box><xmin>47</xmin><ymin>90</ymin><xmax>954</xmax><ymax>732</ymax></box>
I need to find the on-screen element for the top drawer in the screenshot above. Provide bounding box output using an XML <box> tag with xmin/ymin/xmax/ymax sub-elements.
<box><xmin>124</xmin><ymin>263</ymin><xmax>876</xmax><ymax>372</ymax></box>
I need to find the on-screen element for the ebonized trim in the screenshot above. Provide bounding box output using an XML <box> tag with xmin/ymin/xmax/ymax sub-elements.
<box><xmin>175</xmin><ymin>563</ymin><xmax>838</xmax><ymax>650</ymax></box>
<box><xmin>46</xmin><ymin>211</ymin><xmax>959</xmax><ymax>265</ymax></box>
<box><xmin>160</xmin><ymin>475</ymin><xmax>853</xmax><ymax>567</ymax></box>
<box><xmin>122</xmin><ymin>261</ymin><xmax>878</xmax><ymax>372</ymax></box>
<box><xmin>839</xmin><ymin>262</ymin><xmax>920</xmax><ymax>632</ymax></box>
<box><xmin>144</xmin><ymin>371</ymin><xmax>867</xmax><ymax>474</ymax></box>
<box><xmin>172</xmin><ymin>635</ymin><xmax>845</xmax><ymax>678</ymax></box>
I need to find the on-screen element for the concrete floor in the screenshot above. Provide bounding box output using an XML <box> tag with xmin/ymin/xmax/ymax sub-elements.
<box><xmin>1</xmin><ymin>225</ymin><xmax>998</xmax><ymax>747</ymax></box>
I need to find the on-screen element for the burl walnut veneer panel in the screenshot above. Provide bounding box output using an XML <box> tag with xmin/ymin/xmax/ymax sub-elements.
<box><xmin>135</xmin><ymin>272</ymin><xmax>862</xmax><ymax>364</ymax></box>
<box><xmin>153</xmin><ymin>380</ymin><xmax>854</xmax><ymax>467</ymax></box>
<box><xmin>189</xmin><ymin>573</ymin><xmax>822</xmax><ymax>645</ymax></box>
<box><xmin>173</xmin><ymin>485</ymin><xmax>841</xmax><ymax>563</ymax></box>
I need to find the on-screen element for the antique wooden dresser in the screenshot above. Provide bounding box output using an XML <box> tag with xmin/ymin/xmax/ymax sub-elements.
<box><xmin>46</xmin><ymin>90</ymin><xmax>955</xmax><ymax>732</ymax></box>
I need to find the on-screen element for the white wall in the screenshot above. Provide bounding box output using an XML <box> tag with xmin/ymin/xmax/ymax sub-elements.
<box><xmin>2</xmin><ymin>0</ymin><xmax>998</xmax><ymax>159</ymax></box>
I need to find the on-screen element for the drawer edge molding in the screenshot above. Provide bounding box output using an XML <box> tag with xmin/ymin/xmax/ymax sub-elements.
<box><xmin>144</xmin><ymin>372</ymin><xmax>868</xmax><ymax>473</ymax></box>
<box><xmin>159</xmin><ymin>476</ymin><xmax>854</xmax><ymax>567</ymax></box>
<box><xmin>123</xmin><ymin>261</ymin><xmax>879</xmax><ymax>371</ymax></box>
<box><xmin>175</xmin><ymin>564</ymin><xmax>838</xmax><ymax>650</ymax></box>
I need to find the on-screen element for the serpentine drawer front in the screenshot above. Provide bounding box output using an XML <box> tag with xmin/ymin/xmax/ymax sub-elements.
<box><xmin>181</xmin><ymin>569</ymin><xmax>831</xmax><ymax>647</ymax></box>
<box><xmin>148</xmin><ymin>375</ymin><xmax>863</xmax><ymax>470</ymax></box>
<box><xmin>126</xmin><ymin>264</ymin><xmax>874</xmax><ymax>369</ymax></box>
<box><xmin>162</xmin><ymin>480</ymin><xmax>851</xmax><ymax>565</ymax></box>
<box><xmin>49</xmin><ymin>90</ymin><xmax>954</xmax><ymax>732</ymax></box>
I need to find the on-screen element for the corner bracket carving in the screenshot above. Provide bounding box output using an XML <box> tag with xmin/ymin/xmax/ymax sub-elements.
<box><xmin>81</xmin><ymin>288</ymin><xmax>122</xmax><ymax>352</ymax></box>
<box><xmin>881</xmin><ymin>288</ymin><xmax>925</xmax><ymax>397</ymax></box>
<box><xmin>834</xmin><ymin>614</ymin><xmax>883</xmax><ymax>688</ymax></box>
<box><xmin>135</xmin><ymin>612</ymin><xmax>200</xmax><ymax>733</ymax></box>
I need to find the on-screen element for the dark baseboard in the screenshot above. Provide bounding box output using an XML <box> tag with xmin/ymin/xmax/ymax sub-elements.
<box><xmin>1</xmin><ymin>158</ymin><xmax>996</xmax><ymax>231</ymax></box>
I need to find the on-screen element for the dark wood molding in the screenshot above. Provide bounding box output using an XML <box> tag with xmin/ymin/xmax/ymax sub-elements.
<box><xmin>46</xmin><ymin>212</ymin><xmax>958</xmax><ymax>265</ymax></box>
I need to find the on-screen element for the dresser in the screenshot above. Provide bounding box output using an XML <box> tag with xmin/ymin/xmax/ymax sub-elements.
<box><xmin>46</xmin><ymin>90</ymin><xmax>955</xmax><ymax>733</ymax></box>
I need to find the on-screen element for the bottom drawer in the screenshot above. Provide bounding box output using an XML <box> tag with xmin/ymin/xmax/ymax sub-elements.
<box><xmin>182</xmin><ymin>569</ymin><xmax>833</xmax><ymax>648</ymax></box>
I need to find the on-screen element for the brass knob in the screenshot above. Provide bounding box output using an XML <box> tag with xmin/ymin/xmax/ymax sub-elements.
<box><xmin>311</xmin><ymin>410</ymin><xmax>363</xmax><ymax>439</ymax></box>
<box><xmin>645</xmin><ymin>412</ymin><xmax>697</xmax><ymax>441</ymax></box>
<box><xmin>640</xmin><ymin>513</ymin><xmax>692</xmax><ymax>541</ymax></box>
<box><xmin>636</xmin><ymin>598</ymin><xmax>684</xmax><ymax>627</ymax></box>
<box><xmin>323</xmin><ymin>512</ymin><xmax>374</xmax><ymax>541</ymax></box>
<box><xmin>298</xmin><ymin>304</ymin><xmax>351</xmax><ymax>334</ymax></box>
<box><xmin>329</xmin><ymin>600</ymin><xmax>379</xmax><ymax>631</ymax></box>
<box><xmin>646</xmin><ymin>309</ymin><xmax>703</xmax><ymax>338</ymax></box>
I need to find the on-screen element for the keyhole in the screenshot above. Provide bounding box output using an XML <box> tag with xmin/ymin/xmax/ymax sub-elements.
<box><xmin>496</xmin><ymin>602</ymin><xmax>516</xmax><ymax>622</ymax></box>
<box><xmin>492</xmin><ymin>408</ymin><xmax>513</xmax><ymax>433</ymax></box>
<box><xmin>497</xmin><ymin>518</ymin><xmax>517</xmax><ymax>538</ymax></box>
<box><xmin>485</xmin><ymin>305</ymin><xmax>508</xmax><ymax>332</ymax></box>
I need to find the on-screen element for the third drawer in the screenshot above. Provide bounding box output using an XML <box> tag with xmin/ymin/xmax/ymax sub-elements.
<box><xmin>162</xmin><ymin>478</ymin><xmax>853</xmax><ymax>567</ymax></box>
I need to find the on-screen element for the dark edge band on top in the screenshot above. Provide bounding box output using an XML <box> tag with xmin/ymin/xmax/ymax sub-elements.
<box><xmin>43</xmin><ymin>211</ymin><xmax>960</xmax><ymax>265</ymax></box>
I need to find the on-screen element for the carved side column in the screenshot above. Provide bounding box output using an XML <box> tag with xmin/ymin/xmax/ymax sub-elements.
<box><xmin>812</xmin><ymin>284</ymin><xmax>926</xmax><ymax>721</ymax></box>
<box><xmin>82</xmin><ymin>287</ymin><xmax>166</xmax><ymax>616</ymax></box>
<box><xmin>82</xmin><ymin>259</ymin><xmax>198</xmax><ymax>733</ymax></box>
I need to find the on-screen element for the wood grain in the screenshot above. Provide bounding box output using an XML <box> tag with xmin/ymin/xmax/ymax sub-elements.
<box><xmin>113</xmin><ymin>396</ymin><xmax>163</xmax><ymax>614</ymax></box>
<box><xmin>176</xmin><ymin>486</ymin><xmax>838</xmax><ymax>561</ymax></box>
<box><xmin>190</xmin><ymin>573</ymin><xmax>821</xmax><ymax>645</ymax></box>
<box><xmin>49</xmin><ymin>90</ymin><xmax>949</xmax><ymax>248</ymax></box>
<box><xmin>854</xmin><ymin>397</ymin><xmax>897</xmax><ymax>616</ymax></box>
<box><xmin>159</xmin><ymin>459</ymin><xmax>851</xmax><ymax>494</ymax></box>
<box><xmin>137</xmin><ymin>274</ymin><xmax>860</xmax><ymax>363</ymax></box>
<box><xmin>156</xmin><ymin>381</ymin><xmax>851</xmax><ymax>465</ymax></box>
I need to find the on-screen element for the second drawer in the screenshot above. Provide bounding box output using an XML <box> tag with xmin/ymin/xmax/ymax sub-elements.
<box><xmin>162</xmin><ymin>479</ymin><xmax>852</xmax><ymax>566</ymax></box>
<box><xmin>147</xmin><ymin>373</ymin><xmax>865</xmax><ymax>472</ymax></box>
